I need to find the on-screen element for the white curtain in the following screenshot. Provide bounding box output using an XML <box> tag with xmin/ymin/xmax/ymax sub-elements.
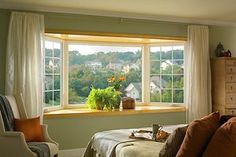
<box><xmin>185</xmin><ymin>25</ymin><xmax>211</xmax><ymax>123</ymax></box>
<box><xmin>5</xmin><ymin>12</ymin><xmax>44</xmax><ymax>119</ymax></box>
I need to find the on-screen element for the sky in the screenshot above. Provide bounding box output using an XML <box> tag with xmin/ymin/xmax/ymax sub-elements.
<box><xmin>68</xmin><ymin>44</ymin><xmax>141</xmax><ymax>55</ymax></box>
<box><xmin>45</xmin><ymin>41</ymin><xmax>184</xmax><ymax>55</ymax></box>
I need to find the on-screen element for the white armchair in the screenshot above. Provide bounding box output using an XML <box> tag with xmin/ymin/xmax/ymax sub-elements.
<box><xmin>0</xmin><ymin>95</ymin><xmax>59</xmax><ymax>157</ymax></box>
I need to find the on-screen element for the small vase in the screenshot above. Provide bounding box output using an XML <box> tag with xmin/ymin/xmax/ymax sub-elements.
<box><xmin>215</xmin><ymin>42</ymin><xmax>224</xmax><ymax>57</ymax></box>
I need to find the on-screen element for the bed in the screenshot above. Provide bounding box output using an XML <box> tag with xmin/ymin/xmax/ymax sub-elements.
<box><xmin>83</xmin><ymin>124</ymin><xmax>186</xmax><ymax>157</ymax></box>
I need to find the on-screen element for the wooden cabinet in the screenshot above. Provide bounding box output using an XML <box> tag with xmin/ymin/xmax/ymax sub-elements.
<box><xmin>211</xmin><ymin>57</ymin><xmax>236</xmax><ymax>115</ymax></box>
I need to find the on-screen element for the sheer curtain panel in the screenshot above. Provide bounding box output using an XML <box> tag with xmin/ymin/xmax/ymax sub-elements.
<box><xmin>5</xmin><ymin>12</ymin><xmax>44</xmax><ymax>118</ymax></box>
<box><xmin>185</xmin><ymin>25</ymin><xmax>211</xmax><ymax>123</ymax></box>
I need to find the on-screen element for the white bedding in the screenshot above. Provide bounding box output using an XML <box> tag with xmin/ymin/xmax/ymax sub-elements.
<box><xmin>116</xmin><ymin>141</ymin><xmax>165</xmax><ymax>157</ymax></box>
<box><xmin>83</xmin><ymin>124</ymin><xmax>186</xmax><ymax>157</ymax></box>
<box><xmin>83</xmin><ymin>129</ymin><xmax>136</xmax><ymax>157</ymax></box>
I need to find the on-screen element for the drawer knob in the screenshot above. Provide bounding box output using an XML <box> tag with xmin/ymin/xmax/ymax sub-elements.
<box><xmin>231</xmin><ymin>86</ymin><xmax>233</xmax><ymax>90</ymax></box>
<box><xmin>232</xmin><ymin>110</ymin><xmax>235</xmax><ymax>114</ymax></box>
<box><xmin>230</xmin><ymin>68</ymin><xmax>233</xmax><ymax>72</ymax></box>
<box><xmin>231</xmin><ymin>76</ymin><xmax>233</xmax><ymax>80</ymax></box>
<box><xmin>231</xmin><ymin>97</ymin><xmax>233</xmax><ymax>101</ymax></box>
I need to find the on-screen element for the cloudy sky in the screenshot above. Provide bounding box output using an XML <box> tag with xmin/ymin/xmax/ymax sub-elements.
<box><xmin>68</xmin><ymin>44</ymin><xmax>141</xmax><ymax>55</ymax></box>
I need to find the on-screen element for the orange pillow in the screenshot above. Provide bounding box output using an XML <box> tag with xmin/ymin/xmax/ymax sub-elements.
<box><xmin>176</xmin><ymin>112</ymin><xmax>220</xmax><ymax>157</ymax></box>
<box><xmin>14</xmin><ymin>116</ymin><xmax>44</xmax><ymax>142</ymax></box>
<box><xmin>203</xmin><ymin>117</ymin><xmax>236</xmax><ymax>157</ymax></box>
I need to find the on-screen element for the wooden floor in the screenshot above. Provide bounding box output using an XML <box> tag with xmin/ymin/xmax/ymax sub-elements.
<box><xmin>59</xmin><ymin>148</ymin><xmax>86</xmax><ymax>157</ymax></box>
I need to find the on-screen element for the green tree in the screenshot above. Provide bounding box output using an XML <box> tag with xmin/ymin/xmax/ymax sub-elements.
<box><xmin>162</xmin><ymin>90</ymin><xmax>172</xmax><ymax>102</ymax></box>
<box><xmin>150</xmin><ymin>91</ymin><xmax>160</xmax><ymax>102</ymax></box>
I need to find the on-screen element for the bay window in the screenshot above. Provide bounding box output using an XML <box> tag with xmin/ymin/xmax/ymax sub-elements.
<box><xmin>43</xmin><ymin>34</ymin><xmax>185</xmax><ymax>109</ymax></box>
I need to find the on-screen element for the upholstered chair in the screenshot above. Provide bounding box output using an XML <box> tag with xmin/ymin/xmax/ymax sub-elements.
<box><xmin>0</xmin><ymin>95</ymin><xmax>59</xmax><ymax>157</ymax></box>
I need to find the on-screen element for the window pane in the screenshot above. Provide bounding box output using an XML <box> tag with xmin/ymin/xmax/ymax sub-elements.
<box><xmin>161</xmin><ymin>60</ymin><xmax>172</xmax><ymax>74</ymax></box>
<box><xmin>150</xmin><ymin>44</ymin><xmax>184</xmax><ymax>104</ymax></box>
<box><xmin>45</xmin><ymin>41</ymin><xmax>53</xmax><ymax>57</ymax></box>
<box><xmin>173</xmin><ymin>46</ymin><xmax>184</xmax><ymax>59</ymax></box>
<box><xmin>150</xmin><ymin>47</ymin><xmax>160</xmax><ymax>60</ymax></box>
<box><xmin>54</xmin><ymin>49</ymin><xmax>61</xmax><ymax>58</ymax></box>
<box><xmin>161</xmin><ymin>75</ymin><xmax>172</xmax><ymax>88</ymax></box>
<box><xmin>150</xmin><ymin>90</ymin><xmax>160</xmax><ymax>102</ymax></box>
<box><xmin>151</xmin><ymin>61</ymin><xmax>160</xmax><ymax>74</ymax></box>
<box><xmin>45</xmin><ymin>58</ymin><xmax>53</xmax><ymax>74</ymax></box>
<box><xmin>44</xmin><ymin>40</ymin><xmax>62</xmax><ymax>108</ymax></box>
<box><xmin>44</xmin><ymin>91</ymin><xmax>53</xmax><ymax>107</ymax></box>
<box><xmin>173</xmin><ymin>75</ymin><xmax>184</xmax><ymax>88</ymax></box>
<box><xmin>54</xmin><ymin>75</ymin><xmax>60</xmax><ymax>90</ymax></box>
<box><xmin>68</xmin><ymin>44</ymin><xmax>142</xmax><ymax>104</ymax></box>
<box><xmin>161</xmin><ymin>89</ymin><xmax>172</xmax><ymax>102</ymax></box>
<box><xmin>53</xmin><ymin>91</ymin><xmax>61</xmax><ymax>106</ymax></box>
<box><xmin>150</xmin><ymin>75</ymin><xmax>161</xmax><ymax>102</ymax></box>
<box><xmin>45</xmin><ymin>75</ymin><xmax>53</xmax><ymax>90</ymax></box>
<box><xmin>173</xmin><ymin>90</ymin><xmax>184</xmax><ymax>103</ymax></box>
<box><xmin>173</xmin><ymin>60</ymin><xmax>184</xmax><ymax>74</ymax></box>
<box><xmin>150</xmin><ymin>75</ymin><xmax>161</xmax><ymax>89</ymax></box>
<box><xmin>161</xmin><ymin>46</ymin><xmax>172</xmax><ymax>60</ymax></box>
<box><xmin>54</xmin><ymin>59</ymin><xmax>61</xmax><ymax>74</ymax></box>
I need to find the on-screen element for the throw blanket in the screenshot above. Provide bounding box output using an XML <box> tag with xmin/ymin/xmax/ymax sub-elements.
<box><xmin>83</xmin><ymin>129</ymin><xmax>136</xmax><ymax>157</ymax></box>
<box><xmin>28</xmin><ymin>142</ymin><xmax>50</xmax><ymax>157</ymax></box>
<box><xmin>0</xmin><ymin>95</ymin><xmax>15</xmax><ymax>131</ymax></box>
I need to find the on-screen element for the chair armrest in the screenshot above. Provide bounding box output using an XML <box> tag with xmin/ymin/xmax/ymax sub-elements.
<box><xmin>42</xmin><ymin>124</ymin><xmax>59</xmax><ymax>147</ymax></box>
<box><xmin>0</xmin><ymin>131</ymin><xmax>36</xmax><ymax>157</ymax></box>
<box><xmin>1</xmin><ymin>131</ymin><xmax>22</xmax><ymax>137</ymax></box>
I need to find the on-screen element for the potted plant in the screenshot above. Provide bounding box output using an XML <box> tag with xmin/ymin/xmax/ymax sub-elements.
<box><xmin>86</xmin><ymin>87</ymin><xmax>121</xmax><ymax>110</ymax></box>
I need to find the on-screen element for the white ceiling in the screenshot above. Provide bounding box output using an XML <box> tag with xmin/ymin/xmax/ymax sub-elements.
<box><xmin>1</xmin><ymin>0</ymin><xmax>236</xmax><ymax>26</ymax></box>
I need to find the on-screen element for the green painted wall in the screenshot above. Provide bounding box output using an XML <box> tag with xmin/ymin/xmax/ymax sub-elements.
<box><xmin>44</xmin><ymin>12</ymin><xmax>187</xmax><ymax>38</ymax></box>
<box><xmin>0</xmin><ymin>10</ymin><xmax>10</xmax><ymax>94</ymax></box>
<box><xmin>44</xmin><ymin>111</ymin><xmax>185</xmax><ymax>149</ymax></box>
<box><xmin>209</xmin><ymin>26</ymin><xmax>236</xmax><ymax>57</ymax></box>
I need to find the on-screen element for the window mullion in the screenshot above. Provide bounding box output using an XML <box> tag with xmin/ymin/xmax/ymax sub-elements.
<box><xmin>172</xmin><ymin>46</ymin><xmax>174</xmax><ymax>103</ymax></box>
<box><xmin>63</xmin><ymin>41</ymin><xmax>69</xmax><ymax>108</ymax></box>
<box><xmin>142</xmin><ymin>44</ymin><xmax>150</xmax><ymax>105</ymax></box>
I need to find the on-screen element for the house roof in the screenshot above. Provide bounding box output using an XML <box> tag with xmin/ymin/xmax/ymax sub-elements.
<box><xmin>125</xmin><ymin>82</ymin><xmax>141</xmax><ymax>93</ymax></box>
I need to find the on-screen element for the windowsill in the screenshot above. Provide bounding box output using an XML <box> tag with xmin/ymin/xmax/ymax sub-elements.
<box><xmin>43</xmin><ymin>106</ymin><xmax>186</xmax><ymax>119</ymax></box>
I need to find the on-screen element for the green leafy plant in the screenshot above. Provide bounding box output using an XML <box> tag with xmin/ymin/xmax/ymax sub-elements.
<box><xmin>86</xmin><ymin>86</ymin><xmax>121</xmax><ymax>110</ymax></box>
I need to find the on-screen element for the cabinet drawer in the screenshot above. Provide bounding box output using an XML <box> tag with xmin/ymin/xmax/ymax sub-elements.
<box><xmin>226</xmin><ymin>94</ymin><xmax>236</xmax><ymax>103</ymax></box>
<box><xmin>226</xmin><ymin>83</ymin><xmax>236</xmax><ymax>92</ymax></box>
<box><xmin>226</xmin><ymin>60</ymin><xmax>236</xmax><ymax>66</ymax></box>
<box><xmin>226</xmin><ymin>104</ymin><xmax>236</xmax><ymax>108</ymax></box>
<box><xmin>225</xmin><ymin>109</ymin><xmax>236</xmax><ymax>115</ymax></box>
<box><xmin>226</xmin><ymin>66</ymin><xmax>236</xmax><ymax>74</ymax></box>
<box><xmin>226</xmin><ymin>75</ymin><xmax>236</xmax><ymax>82</ymax></box>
